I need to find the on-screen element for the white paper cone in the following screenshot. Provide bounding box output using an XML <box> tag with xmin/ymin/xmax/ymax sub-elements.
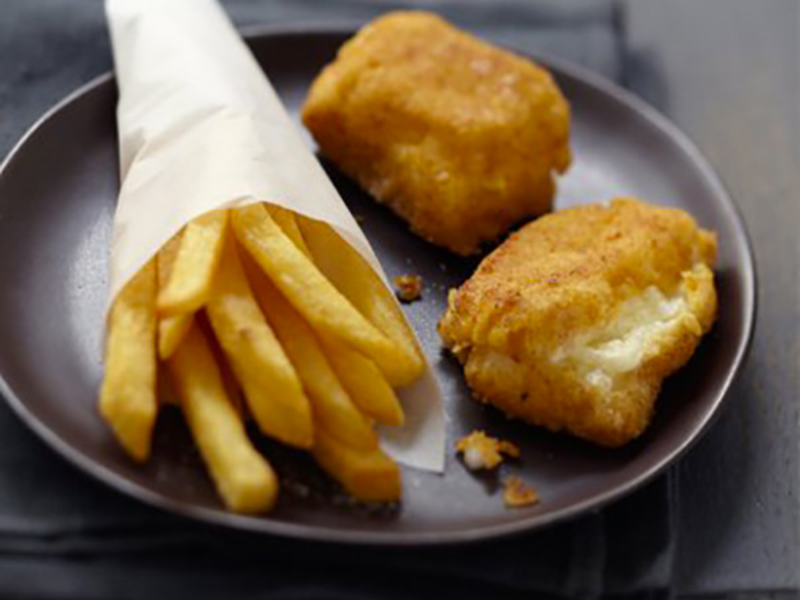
<box><xmin>105</xmin><ymin>0</ymin><xmax>445</xmax><ymax>472</ymax></box>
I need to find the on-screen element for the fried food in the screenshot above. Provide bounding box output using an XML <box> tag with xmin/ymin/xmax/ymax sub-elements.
<box><xmin>297</xmin><ymin>215</ymin><xmax>424</xmax><ymax>386</ymax></box>
<box><xmin>265</xmin><ymin>204</ymin><xmax>311</xmax><ymax>256</ymax></box>
<box><xmin>169</xmin><ymin>323</ymin><xmax>278</xmax><ymax>513</ymax></box>
<box><xmin>231</xmin><ymin>204</ymin><xmax>400</xmax><ymax>369</ymax></box>
<box><xmin>245</xmin><ymin>259</ymin><xmax>378</xmax><ymax>452</ymax></box>
<box><xmin>265</xmin><ymin>206</ymin><xmax>405</xmax><ymax>426</ymax></box>
<box><xmin>455</xmin><ymin>430</ymin><xmax>519</xmax><ymax>471</ymax></box>
<box><xmin>206</xmin><ymin>236</ymin><xmax>314</xmax><ymax>449</ymax></box>
<box><xmin>99</xmin><ymin>259</ymin><xmax>158</xmax><ymax>461</ymax></box>
<box><xmin>319</xmin><ymin>333</ymin><xmax>405</xmax><ymax>427</ymax></box>
<box><xmin>157</xmin><ymin>209</ymin><xmax>228</xmax><ymax>317</ymax></box>
<box><xmin>502</xmin><ymin>476</ymin><xmax>539</xmax><ymax>508</ymax></box>
<box><xmin>439</xmin><ymin>199</ymin><xmax>718</xmax><ymax>447</ymax></box>
<box><xmin>393</xmin><ymin>274</ymin><xmax>422</xmax><ymax>303</ymax></box>
<box><xmin>302</xmin><ymin>11</ymin><xmax>571</xmax><ymax>255</ymax></box>
<box><xmin>156</xmin><ymin>234</ymin><xmax>194</xmax><ymax>359</ymax></box>
<box><xmin>312</xmin><ymin>428</ymin><xmax>401</xmax><ymax>502</ymax></box>
<box><xmin>100</xmin><ymin>202</ymin><xmax>418</xmax><ymax>509</ymax></box>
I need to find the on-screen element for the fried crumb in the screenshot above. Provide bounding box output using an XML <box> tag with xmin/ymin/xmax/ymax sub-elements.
<box><xmin>394</xmin><ymin>274</ymin><xmax>422</xmax><ymax>303</ymax></box>
<box><xmin>502</xmin><ymin>475</ymin><xmax>539</xmax><ymax>507</ymax></box>
<box><xmin>354</xmin><ymin>214</ymin><xmax>365</xmax><ymax>223</ymax></box>
<box><xmin>498</xmin><ymin>440</ymin><xmax>520</xmax><ymax>457</ymax></box>
<box><xmin>455</xmin><ymin>430</ymin><xmax>520</xmax><ymax>471</ymax></box>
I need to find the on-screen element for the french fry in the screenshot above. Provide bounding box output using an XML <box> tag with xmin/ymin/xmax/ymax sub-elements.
<box><xmin>231</xmin><ymin>204</ymin><xmax>399</xmax><ymax>366</ymax></box>
<box><xmin>197</xmin><ymin>314</ymin><xmax>246</xmax><ymax>418</ymax></box>
<box><xmin>313</xmin><ymin>428</ymin><xmax>401</xmax><ymax>502</ymax></box>
<box><xmin>169</xmin><ymin>323</ymin><xmax>278</xmax><ymax>513</ymax></box>
<box><xmin>159</xmin><ymin>312</ymin><xmax>193</xmax><ymax>360</ymax></box>
<box><xmin>160</xmin><ymin>328</ymin><xmax>245</xmax><ymax>418</ymax></box>
<box><xmin>99</xmin><ymin>259</ymin><xmax>158</xmax><ymax>462</ymax></box>
<box><xmin>264</xmin><ymin>206</ymin><xmax>403</xmax><ymax>426</ymax></box>
<box><xmin>319</xmin><ymin>334</ymin><xmax>404</xmax><ymax>427</ymax></box>
<box><xmin>206</xmin><ymin>236</ymin><xmax>313</xmax><ymax>449</ymax></box>
<box><xmin>265</xmin><ymin>204</ymin><xmax>311</xmax><ymax>256</ymax></box>
<box><xmin>157</xmin><ymin>209</ymin><xmax>228</xmax><ymax>317</ymax></box>
<box><xmin>297</xmin><ymin>216</ymin><xmax>424</xmax><ymax>386</ymax></box>
<box><xmin>156</xmin><ymin>234</ymin><xmax>194</xmax><ymax>359</ymax></box>
<box><xmin>243</xmin><ymin>255</ymin><xmax>378</xmax><ymax>451</ymax></box>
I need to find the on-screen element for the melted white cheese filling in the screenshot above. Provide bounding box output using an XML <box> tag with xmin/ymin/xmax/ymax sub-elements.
<box><xmin>556</xmin><ymin>286</ymin><xmax>686</xmax><ymax>385</ymax></box>
<box><xmin>466</xmin><ymin>286</ymin><xmax>689</xmax><ymax>395</ymax></box>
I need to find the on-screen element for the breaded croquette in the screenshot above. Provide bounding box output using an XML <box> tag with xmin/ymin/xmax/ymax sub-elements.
<box><xmin>438</xmin><ymin>199</ymin><xmax>718</xmax><ymax>447</ymax></box>
<box><xmin>302</xmin><ymin>11</ymin><xmax>571</xmax><ymax>255</ymax></box>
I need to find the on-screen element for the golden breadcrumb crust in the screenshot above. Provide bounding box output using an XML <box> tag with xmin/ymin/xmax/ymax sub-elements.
<box><xmin>455</xmin><ymin>430</ymin><xmax>519</xmax><ymax>470</ymax></box>
<box><xmin>502</xmin><ymin>476</ymin><xmax>540</xmax><ymax>508</ymax></box>
<box><xmin>393</xmin><ymin>274</ymin><xmax>423</xmax><ymax>303</ymax></box>
<box><xmin>302</xmin><ymin>11</ymin><xmax>571</xmax><ymax>255</ymax></box>
<box><xmin>439</xmin><ymin>199</ymin><xmax>718</xmax><ymax>447</ymax></box>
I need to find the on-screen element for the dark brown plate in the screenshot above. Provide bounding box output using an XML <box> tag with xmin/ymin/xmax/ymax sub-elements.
<box><xmin>0</xmin><ymin>28</ymin><xmax>755</xmax><ymax>545</ymax></box>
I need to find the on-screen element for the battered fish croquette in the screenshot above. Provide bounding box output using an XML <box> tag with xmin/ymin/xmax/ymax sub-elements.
<box><xmin>438</xmin><ymin>199</ymin><xmax>718</xmax><ymax>447</ymax></box>
<box><xmin>302</xmin><ymin>11</ymin><xmax>571</xmax><ymax>255</ymax></box>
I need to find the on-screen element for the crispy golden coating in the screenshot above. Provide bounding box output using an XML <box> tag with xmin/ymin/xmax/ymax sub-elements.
<box><xmin>302</xmin><ymin>11</ymin><xmax>571</xmax><ymax>255</ymax></box>
<box><xmin>455</xmin><ymin>430</ymin><xmax>520</xmax><ymax>471</ymax></box>
<box><xmin>393</xmin><ymin>274</ymin><xmax>422</xmax><ymax>303</ymax></box>
<box><xmin>502</xmin><ymin>476</ymin><xmax>540</xmax><ymax>508</ymax></box>
<box><xmin>439</xmin><ymin>199</ymin><xmax>718</xmax><ymax>447</ymax></box>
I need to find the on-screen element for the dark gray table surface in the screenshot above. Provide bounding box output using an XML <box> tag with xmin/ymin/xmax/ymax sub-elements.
<box><xmin>624</xmin><ymin>0</ymin><xmax>799</xmax><ymax>596</ymax></box>
<box><xmin>0</xmin><ymin>0</ymin><xmax>797</xmax><ymax>597</ymax></box>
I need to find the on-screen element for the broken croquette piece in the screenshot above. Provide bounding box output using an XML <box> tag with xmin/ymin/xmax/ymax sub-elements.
<box><xmin>502</xmin><ymin>475</ymin><xmax>540</xmax><ymax>508</ymax></box>
<box><xmin>439</xmin><ymin>198</ymin><xmax>718</xmax><ymax>447</ymax></box>
<box><xmin>302</xmin><ymin>11</ymin><xmax>571</xmax><ymax>255</ymax></box>
<box><xmin>455</xmin><ymin>430</ymin><xmax>520</xmax><ymax>471</ymax></box>
<box><xmin>394</xmin><ymin>274</ymin><xmax>422</xmax><ymax>303</ymax></box>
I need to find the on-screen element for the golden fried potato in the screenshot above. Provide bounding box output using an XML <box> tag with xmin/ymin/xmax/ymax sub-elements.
<box><xmin>297</xmin><ymin>216</ymin><xmax>424</xmax><ymax>386</ymax></box>
<box><xmin>169</xmin><ymin>323</ymin><xmax>278</xmax><ymax>513</ymax></box>
<box><xmin>266</xmin><ymin>208</ymin><xmax>405</xmax><ymax>426</ymax></box>
<box><xmin>156</xmin><ymin>234</ymin><xmax>193</xmax><ymax>360</ymax></box>
<box><xmin>157</xmin><ymin>210</ymin><xmax>228</xmax><ymax>317</ymax></box>
<box><xmin>265</xmin><ymin>204</ymin><xmax>311</xmax><ymax>256</ymax></box>
<box><xmin>312</xmin><ymin>429</ymin><xmax>401</xmax><ymax>502</ymax></box>
<box><xmin>231</xmin><ymin>204</ymin><xmax>400</xmax><ymax>369</ymax></box>
<box><xmin>302</xmin><ymin>11</ymin><xmax>571</xmax><ymax>255</ymax></box>
<box><xmin>439</xmin><ymin>199</ymin><xmax>718</xmax><ymax>447</ymax></box>
<box><xmin>206</xmin><ymin>236</ymin><xmax>314</xmax><ymax>449</ymax></box>
<box><xmin>318</xmin><ymin>333</ymin><xmax>404</xmax><ymax>427</ymax></box>
<box><xmin>243</xmin><ymin>255</ymin><xmax>378</xmax><ymax>452</ymax></box>
<box><xmin>99</xmin><ymin>259</ymin><xmax>158</xmax><ymax>461</ymax></box>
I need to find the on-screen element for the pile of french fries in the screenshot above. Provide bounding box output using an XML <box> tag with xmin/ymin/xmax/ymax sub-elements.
<box><xmin>98</xmin><ymin>203</ymin><xmax>425</xmax><ymax>513</ymax></box>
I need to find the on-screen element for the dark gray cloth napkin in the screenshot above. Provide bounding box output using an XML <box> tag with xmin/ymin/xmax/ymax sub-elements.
<box><xmin>0</xmin><ymin>1</ymin><xmax>675</xmax><ymax>598</ymax></box>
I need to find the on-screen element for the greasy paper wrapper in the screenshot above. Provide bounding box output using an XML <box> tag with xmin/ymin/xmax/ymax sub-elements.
<box><xmin>105</xmin><ymin>0</ymin><xmax>445</xmax><ymax>472</ymax></box>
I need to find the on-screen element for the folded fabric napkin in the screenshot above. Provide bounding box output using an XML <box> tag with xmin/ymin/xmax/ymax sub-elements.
<box><xmin>0</xmin><ymin>1</ymin><xmax>675</xmax><ymax>598</ymax></box>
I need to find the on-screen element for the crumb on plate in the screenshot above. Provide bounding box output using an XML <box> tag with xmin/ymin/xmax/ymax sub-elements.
<box><xmin>455</xmin><ymin>430</ymin><xmax>520</xmax><ymax>470</ymax></box>
<box><xmin>394</xmin><ymin>274</ymin><xmax>422</xmax><ymax>303</ymax></box>
<box><xmin>502</xmin><ymin>475</ymin><xmax>539</xmax><ymax>507</ymax></box>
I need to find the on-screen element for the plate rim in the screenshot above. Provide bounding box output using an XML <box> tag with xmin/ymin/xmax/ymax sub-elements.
<box><xmin>0</xmin><ymin>25</ymin><xmax>757</xmax><ymax>546</ymax></box>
